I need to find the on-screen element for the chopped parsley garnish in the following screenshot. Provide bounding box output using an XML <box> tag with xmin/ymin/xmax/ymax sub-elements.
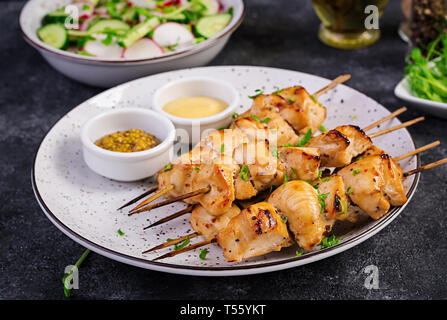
<box><xmin>338</xmin><ymin>201</ymin><xmax>347</xmax><ymax>215</ymax></box>
<box><xmin>296</xmin><ymin>128</ymin><xmax>312</xmax><ymax>147</ymax></box>
<box><xmin>288</xmin><ymin>98</ymin><xmax>296</xmax><ymax>104</ymax></box>
<box><xmin>248</xmin><ymin>89</ymin><xmax>264</xmax><ymax>99</ymax></box>
<box><xmin>117</xmin><ymin>229</ymin><xmax>125</xmax><ymax>236</ymax></box>
<box><xmin>240</xmin><ymin>165</ymin><xmax>249</xmax><ymax>182</ymax></box>
<box><xmin>319</xmin><ymin>125</ymin><xmax>327</xmax><ymax>133</ymax></box>
<box><xmin>346</xmin><ymin>186</ymin><xmax>353</xmax><ymax>195</ymax></box>
<box><xmin>273</xmin><ymin>86</ymin><xmax>283</xmax><ymax>94</ymax></box>
<box><xmin>220</xmin><ymin>143</ymin><xmax>225</xmax><ymax>153</ymax></box>
<box><xmin>174</xmin><ymin>236</ymin><xmax>190</xmax><ymax>250</ymax></box>
<box><xmin>284</xmin><ymin>173</ymin><xmax>289</xmax><ymax>183</ymax></box>
<box><xmin>250</xmin><ymin>114</ymin><xmax>261</xmax><ymax>122</ymax></box>
<box><xmin>310</xmin><ymin>94</ymin><xmax>318</xmax><ymax>103</ymax></box>
<box><xmin>166</xmin><ymin>238</ymin><xmax>173</xmax><ymax>242</ymax></box>
<box><xmin>353</xmin><ymin>169</ymin><xmax>361</xmax><ymax>175</ymax></box>
<box><xmin>164</xmin><ymin>163</ymin><xmax>172</xmax><ymax>172</ymax></box>
<box><xmin>217</xmin><ymin>126</ymin><xmax>227</xmax><ymax>130</ymax></box>
<box><xmin>323</xmin><ymin>177</ymin><xmax>331</xmax><ymax>182</ymax></box>
<box><xmin>281</xmin><ymin>216</ymin><xmax>288</xmax><ymax>224</ymax></box>
<box><xmin>320</xmin><ymin>235</ymin><xmax>341</xmax><ymax>249</ymax></box>
<box><xmin>271</xmin><ymin>147</ymin><xmax>279</xmax><ymax>158</ymax></box>
<box><xmin>232</xmin><ymin>112</ymin><xmax>239</xmax><ymax>119</ymax></box>
<box><xmin>317</xmin><ymin>190</ymin><xmax>329</xmax><ymax>214</ymax></box>
<box><xmin>295</xmin><ymin>250</ymin><xmax>303</xmax><ymax>257</ymax></box>
<box><xmin>194</xmin><ymin>167</ymin><xmax>200</xmax><ymax>172</ymax></box>
<box><xmin>101</xmin><ymin>33</ymin><xmax>113</xmax><ymax>46</ymax></box>
<box><xmin>317</xmin><ymin>171</ymin><xmax>323</xmax><ymax>180</ymax></box>
<box><xmin>199</xmin><ymin>248</ymin><xmax>208</xmax><ymax>260</ymax></box>
<box><xmin>291</xmin><ymin>167</ymin><xmax>296</xmax><ymax>177</ymax></box>
<box><xmin>261</xmin><ymin>117</ymin><xmax>271</xmax><ymax>123</ymax></box>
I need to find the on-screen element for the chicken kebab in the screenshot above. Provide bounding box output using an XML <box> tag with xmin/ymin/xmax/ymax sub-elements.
<box><xmin>147</xmin><ymin>142</ymin><xmax>446</xmax><ymax>262</ymax></box>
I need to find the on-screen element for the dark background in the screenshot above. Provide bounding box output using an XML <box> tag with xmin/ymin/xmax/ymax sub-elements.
<box><xmin>1</xmin><ymin>0</ymin><xmax>446</xmax><ymax>299</ymax></box>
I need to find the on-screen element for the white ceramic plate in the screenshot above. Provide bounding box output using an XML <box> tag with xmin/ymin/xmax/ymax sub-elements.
<box><xmin>32</xmin><ymin>66</ymin><xmax>420</xmax><ymax>276</ymax></box>
<box><xmin>395</xmin><ymin>77</ymin><xmax>447</xmax><ymax>119</ymax></box>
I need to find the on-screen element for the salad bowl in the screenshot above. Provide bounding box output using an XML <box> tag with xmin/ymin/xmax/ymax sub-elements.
<box><xmin>20</xmin><ymin>0</ymin><xmax>245</xmax><ymax>87</ymax></box>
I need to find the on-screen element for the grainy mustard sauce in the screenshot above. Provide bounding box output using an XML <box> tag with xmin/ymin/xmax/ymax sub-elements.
<box><xmin>95</xmin><ymin>129</ymin><xmax>160</xmax><ymax>153</ymax></box>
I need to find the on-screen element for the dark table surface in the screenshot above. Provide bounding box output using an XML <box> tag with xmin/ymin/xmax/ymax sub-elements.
<box><xmin>1</xmin><ymin>0</ymin><xmax>446</xmax><ymax>300</ymax></box>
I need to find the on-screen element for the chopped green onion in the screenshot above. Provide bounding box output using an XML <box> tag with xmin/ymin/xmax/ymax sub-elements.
<box><xmin>232</xmin><ymin>112</ymin><xmax>239</xmax><ymax>119</ymax></box>
<box><xmin>248</xmin><ymin>89</ymin><xmax>264</xmax><ymax>99</ymax></box>
<box><xmin>296</xmin><ymin>129</ymin><xmax>312</xmax><ymax>147</ymax></box>
<box><xmin>174</xmin><ymin>236</ymin><xmax>190</xmax><ymax>250</ymax></box>
<box><xmin>164</xmin><ymin>163</ymin><xmax>172</xmax><ymax>172</ymax></box>
<box><xmin>353</xmin><ymin>169</ymin><xmax>361</xmax><ymax>175</ymax></box>
<box><xmin>346</xmin><ymin>186</ymin><xmax>353</xmax><ymax>195</ymax></box>
<box><xmin>319</xmin><ymin>125</ymin><xmax>327</xmax><ymax>133</ymax></box>
<box><xmin>194</xmin><ymin>167</ymin><xmax>199</xmax><ymax>172</ymax></box>
<box><xmin>220</xmin><ymin>143</ymin><xmax>225</xmax><ymax>153</ymax></box>
<box><xmin>240</xmin><ymin>165</ymin><xmax>249</xmax><ymax>182</ymax></box>
<box><xmin>199</xmin><ymin>248</ymin><xmax>208</xmax><ymax>260</ymax></box>
<box><xmin>320</xmin><ymin>235</ymin><xmax>341</xmax><ymax>249</ymax></box>
<box><xmin>117</xmin><ymin>229</ymin><xmax>124</xmax><ymax>236</ymax></box>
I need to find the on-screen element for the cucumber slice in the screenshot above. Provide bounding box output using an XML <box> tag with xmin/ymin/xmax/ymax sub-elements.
<box><xmin>195</xmin><ymin>13</ymin><xmax>231</xmax><ymax>39</ymax></box>
<box><xmin>37</xmin><ymin>23</ymin><xmax>68</xmax><ymax>49</ymax></box>
<box><xmin>118</xmin><ymin>17</ymin><xmax>160</xmax><ymax>48</ymax></box>
<box><xmin>88</xmin><ymin>19</ymin><xmax>131</xmax><ymax>33</ymax></box>
<box><xmin>199</xmin><ymin>0</ymin><xmax>220</xmax><ymax>15</ymax></box>
<box><xmin>42</xmin><ymin>9</ymin><xmax>69</xmax><ymax>25</ymax></box>
<box><xmin>166</xmin><ymin>12</ymin><xmax>188</xmax><ymax>23</ymax></box>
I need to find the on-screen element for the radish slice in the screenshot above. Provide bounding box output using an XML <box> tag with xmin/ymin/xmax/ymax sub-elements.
<box><xmin>152</xmin><ymin>22</ymin><xmax>194</xmax><ymax>47</ymax></box>
<box><xmin>122</xmin><ymin>38</ymin><xmax>164</xmax><ymax>59</ymax></box>
<box><xmin>80</xmin><ymin>14</ymin><xmax>97</xmax><ymax>31</ymax></box>
<box><xmin>84</xmin><ymin>34</ymin><xmax>123</xmax><ymax>58</ymax></box>
<box><xmin>72</xmin><ymin>2</ymin><xmax>95</xmax><ymax>19</ymax></box>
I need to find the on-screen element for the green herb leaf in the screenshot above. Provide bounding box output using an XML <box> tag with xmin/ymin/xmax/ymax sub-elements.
<box><xmin>199</xmin><ymin>248</ymin><xmax>208</xmax><ymax>260</ymax></box>
<box><xmin>194</xmin><ymin>167</ymin><xmax>199</xmax><ymax>172</ymax></box>
<box><xmin>117</xmin><ymin>229</ymin><xmax>124</xmax><ymax>236</ymax></box>
<box><xmin>353</xmin><ymin>169</ymin><xmax>361</xmax><ymax>175</ymax></box>
<box><xmin>319</xmin><ymin>125</ymin><xmax>327</xmax><ymax>133</ymax></box>
<box><xmin>220</xmin><ymin>143</ymin><xmax>225</xmax><ymax>153</ymax></box>
<box><xmin>248</xmin><ymin>89</ymin><xmax>264</xmax><ymax>99</ymax></box>
<box><xmin>174</xmin><ymin>236</ymin><xmax>190</xmax><ymax>250</ymax></box>
<box><xmin>164</xmin><ymin>163</ymin><xmax>172</xmax><ymax>172</ymax></box>
<box><xmin>337</xmin><ymin>201</ymin><xmax>347</xmax><ymax>215</ymax></box>
<box><xmin>296</xmin><ymin>128</ymin><xmax>312</xmax><ymax>147</ymax></box>
<box><xmin>295</xmin><ymin>250</ymin><xmax>303</xmax><ymax>257</ymax></box>
<box><xmin>232</xmin><ymin>112</ymin><xmax>239</xmax><ymax>119</ymax></box>
<box><xmin>320</xmin><ymin>235</ymin><xmax>341</xmax><ymax>249</ymax></box>
<box><xmin>240</xmin><ymin>165</ymin><xmax>249</xmax><ymax>182</ymax></box>
<box><xmin>346</xmin><ymin>186</ymin><xmax>353</xmax><ymax>195</ymax></box>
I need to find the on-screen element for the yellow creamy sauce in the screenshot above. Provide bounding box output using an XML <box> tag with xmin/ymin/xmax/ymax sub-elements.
<box><xmin>163</xmin><ymin>96</ymin><xmax>228</xmax><ymax>119</ymax></box>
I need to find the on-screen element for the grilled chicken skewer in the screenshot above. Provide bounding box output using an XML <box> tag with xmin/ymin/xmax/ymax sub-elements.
<box><xmin>131</xmin><ymin>114</ymin><xmax>422</xmax><ymax>216</ymax></box>
<box><xmin>149</xmin><ymin>146</ymin><xmax>446</xmax><ymax>262</ymax></box>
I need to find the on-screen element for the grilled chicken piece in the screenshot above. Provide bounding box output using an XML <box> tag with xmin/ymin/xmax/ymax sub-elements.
<box><xmin>314</xmin><ymin>175</ymin><xmax>350</xmax><ymax>221</ymax></box>
<box><xmin>268</xmin><ymin>181</ymin><xmax>334</xmax><ymax>250</ymax></box>
<box><xmin>233</xmin><ymin>140</ymin><xmax>285</xmax><ymax>196</ymax></box>
<box><xmin>234</xmin><ymin>110</ymin><xmax>300</xmax><ymax>146</ymax></box>
<box><xmin>190</xmin><ymin>204</ymin><xmax>241</xmax><ymax>241</ymax></box>
<box><xmin>217</xmin><ymin>202</ymin><xmax>292</xmax><ymax>262</ymax></box>
<box><xmin>278</xmin><ymin>147</ymin><xmax>321</xmax><ymax>181</ymax></box>
<box><xmin>337</xmin><ymin>153</ymin><xmax>407</xmax><ymax>220</ymax></box>
<box><xmin>199</xmin><ymin>128</ymin><xmax>249</xmax><ymax>157</ymax></box>
<box><xmin>309</xmin><ymin>125</ymin><xmax>372</xmax><ymax>167</ymax></box>
<box><xmin>249</xmin><ymin>86</ymin><xmax>326</xmax><ymax>135</ymax></box>
<box><xmin>158</xmin><ymin>154</ymin><xmax>237</xmax><ymax>216</ymax></box>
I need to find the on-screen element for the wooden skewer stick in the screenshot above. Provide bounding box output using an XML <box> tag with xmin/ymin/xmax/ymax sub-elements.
<box><xmin>404</xmin><ymin>157</ymin><xmax>447</xmax><ymax>177</ymax></box>
<box><xmin>394</xmin><ymin>141</ymin><xmax>441</xmax><ymax>162</ymax></box>
<box><xmin>129</xmin><ymin>187</ymin><xmax>211</xmax><ymax>216</ymax></box>
<box><xmin>129</xmin><ymin>184</ymin><xmax>174</xmax><ymax>213</ymax></box>
<box><xmin>142</xmin><ymin>232</ymin><xmax>200</xmax><ymax>254</ymax></box>
<box><xmin>362</xmin><ymin>107</ymin><xmax>407</xmax><ymax>132</ymax></box>
<box><xmin>153</xmin><ymin>238</ymin><xmax>216</xmax><ymax>261</ymax></box>
<box><xmin>369</xmin><ymin>117</ymin><xmax>425</xmax><ymax>139</ymax></box>
<box><xmin>116</xmin><ymin>186</ymin><xmax>159</xmax><ymax>211</ymax></box>
<box><xmin>312</xmin><ymin>74</ymin><xmax>351</xmax><ymax>98</ymax></box>
<box><xmin>143</xmin><ymin>205</ymin><xmax>194</xmax><ymax>230</ymax></box>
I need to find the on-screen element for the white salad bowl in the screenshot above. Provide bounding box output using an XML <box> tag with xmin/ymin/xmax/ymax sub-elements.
<box><xmin>19</xmin><ymin>0</ymin><xmax>245</xmax><ymax>88</ymax></box>
<box><xmin>80</xmin><ymin>108</ymin><xmax>175</xmax><ymax>181</ymax></box>
<box><xmin>152</xmin><ymin>77</ymin><xmax>239</xmax><ymax>144</ymax></box>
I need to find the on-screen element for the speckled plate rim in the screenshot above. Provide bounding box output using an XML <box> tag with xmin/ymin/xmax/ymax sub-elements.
<box><xmin>31</xmin><ymin>66</ymin><xmax>421</xmax><ymax>276</ymax></box>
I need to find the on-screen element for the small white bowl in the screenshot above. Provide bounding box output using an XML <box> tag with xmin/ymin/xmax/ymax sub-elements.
<box><xmin>81</xmin><ymin>108</ymin><xmax>175</xmax><ymax>181</ymax></box>
<box><xmin>19</xmin><ymin>0</ymin><xmax>245</xmax><ymax>88</ymax></box>
<box><xmin>395</xmin><ymin>77</ymin><xmax>447</xmax><ymax>119</ymax></box>
<box><xmin>152</xmin><ymin>77</ymin><xmax>240</xmax><ymax>144</ymax></box>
